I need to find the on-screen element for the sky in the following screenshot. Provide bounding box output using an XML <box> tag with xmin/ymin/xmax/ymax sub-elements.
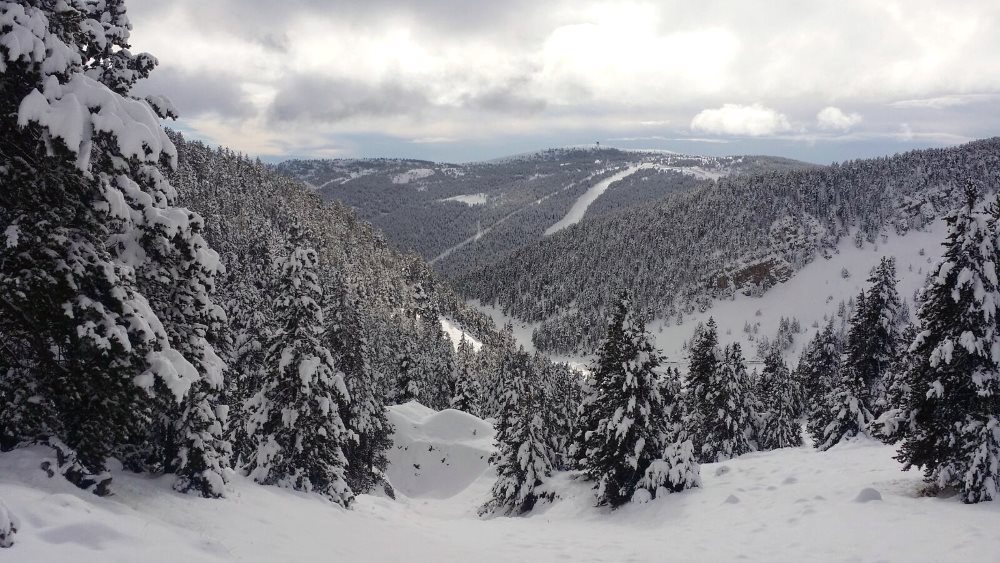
<box><xmin>128</xmin><ymin>0</ymin><xmax>1000</xmax><ymax>164</ymax></box>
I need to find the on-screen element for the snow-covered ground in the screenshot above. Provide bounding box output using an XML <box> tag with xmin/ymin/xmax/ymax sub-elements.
<box><xmin>439</xmin><ymin>317</ymin><xmax>484</xmax><ymax>352</ymax></box>
<box><xmin>544</xmin><ymin>165</ymin><xmax>650</xmax><ymax>235</ymax></box>
<box><xmin>392</xmin><ymin>168</ymin><xmax>436</xmax><ymax>184</ymax></box>
<box><xmin>650</xmin><ymin>221</ymin><xmax>946</xmax><ymax>364</ymax></box>
<box><xmin>3</xmin><ymin>402</ymin><xmax>998</xmax><ymax>562</ymax></box>
<box><xmin>439</xmin><ymin>193</ymin><xmax>488</xmax><ymax>206</ymax></box>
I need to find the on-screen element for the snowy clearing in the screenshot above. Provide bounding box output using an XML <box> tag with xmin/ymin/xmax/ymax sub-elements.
<box><xmin>2</xmin><ymin>403</ymin><xmax>999</xmax><ymax>562</ymax></box>
<box><xmin>545</xmin><ymin>165</ymin><xmax>650</xmax><ymax>235</ymax></box>
<box><xmin>392</xmin><ymin>168</ymin><xmax>436</xmax><ymax>184</ymax></box>
<box><xmin>439</xmin><ymin>193</ymin><xmax>488</xmax><ymax>206</ymax></box>
<box><xmin>439</xmin><ymin>317</ymin><xmax>484</xmax><ymax>352</ymax></box>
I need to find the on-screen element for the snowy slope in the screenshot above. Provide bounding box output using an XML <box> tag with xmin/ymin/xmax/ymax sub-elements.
<box><xmin>473</xmin><ymin>221</ymin><xmax>947</xmax><ymax>368</ymax></box>
<box><xmin>650</xmin><ymin>221</ymin><xmax>946</xmax><ymax>365</ymax></box>
<box><xmin>3</xmin><ymin>406</ymin><xmax>999</xmax><ymax>562</ymax></box>
<box><xmin>544</xmin><ymin>164</ymin><xmax>650</xmax><ymax>235</ymax></box>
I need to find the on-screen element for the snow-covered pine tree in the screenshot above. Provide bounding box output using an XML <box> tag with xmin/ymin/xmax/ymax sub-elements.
<box><xmin>450</xmin><ymin>336</ymin><xmax>482</xmax><ymax>415</ymax></box>
<box><xmin>633</xmin><ymin>366</ymin><xmax>700</xmax><ymax>502</ymax></box>
<box><xmin>892</xmin><ymin>187</ymin><xmax>1000</xmax><ymax>503</ymax></box>
<box><xmin>797</xmin><ymin>320</ymin><xmax>842</xmax><ymax>421</ymax></box>
<box><xmin>480</xmin><ymin>348</ymin><xmax>553</xmax><ymax>516</ymax></box>
<box><xmin>850</xmin><ymin>257</ymin><xmax>903</xmax><ymax>411</ymax></box>
<box><xmin>0</xmin><ymin>501</ymin><xmax>16</xmax><ymax>548</ymax></box>
<box><xmin>0</xmin><ymin>0</ymin><xmax>221</xmax><ymax>494</ymax></box>
<box><xmin>226</xmin><ymin>235</ymin><xmax>274</xmax><ymax>467</ymax></box>
<box><xmin>581</xmin><ymin>293</ymin><xmax>670</xmax><ymax>507</ymax></box>
<box><xmin>392</xmin><ymin>334</ymin><xmax>421</xmax><ymax>405</ymax></box>
<box><xmin>685</xmin><ymin>318</ymin><xmax>722</xmax><ymax>458</ymax></box>
<box><xmin>326</xmin><ymin>285</ymin><xmax>393</xmax><ymax>496</ymax></box>
<box><xmin>757</xmin><ymin>347</ymin><xmax>803</xmax><ymax>450</ymax></box>
<box><xmin>541</xmin><ymin>360</ymin><xmax>582</xmax><ymax>471</ymax></box>
<box><xmin>697</xmin><ymin>343</ymin><xmax>757</xmax><ymax>462</ymax></box>
<box><xmin>809</xmin><ymin>363</ymin><xmax>873</xmax><ymax>451</ymax></box>
<box><xmin>245</xmin><ymin>226</ymin><xmax>353</xmax><ymax>506</ymax></box>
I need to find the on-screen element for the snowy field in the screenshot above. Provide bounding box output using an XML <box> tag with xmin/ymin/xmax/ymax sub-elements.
<box><xmin>3</xmin><ymin>402</ymin><xmax>998</xmax><ymax>562</ymax></box>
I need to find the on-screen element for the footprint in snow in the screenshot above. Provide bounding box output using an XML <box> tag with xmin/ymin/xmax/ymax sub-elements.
<box><xmin>724</xmin><ymin>494</ymin><xmax>740</xmax><ymax>504</ymax></box>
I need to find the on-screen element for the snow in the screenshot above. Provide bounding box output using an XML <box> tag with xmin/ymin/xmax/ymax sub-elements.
<box><xmin>649</xmin><ymin>222</ymin><xmax>949</xmax><ymax>364</ymax></box>
<box><xmin>385</xmin><ymin>403</ymin><xmax>494</xmax><ymax>499</ymax></box>
<box><xmin>391</xmin><ymin>168</ymin><xmax>435</xmax><ymax>184</ymax></box>
<box><xmin>3</xmin><ymin>409</ymin><xmax>1000</xmax><ymax>561</ymax></box>
<box><xmin>545</xmin><ymin>165</ymin><xmax>650</xmax><ymax>235</ymax></box>
<box><xmin>439</xmin><ymin>317</ymin><xmax>483</xmax><ymax>352</ymax></box>
<box><xmin>439</xmin><ymin>193</ymin><xmax>488</xmax><ymax>206</ymax></box>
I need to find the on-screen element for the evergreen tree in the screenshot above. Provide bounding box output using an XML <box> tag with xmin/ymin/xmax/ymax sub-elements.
<box><xmin>581</xmin><ymin>294</ymin><xmax>670</xmax><ymax>507</ymax></box>
<box><xmin>480</xmin><ymin>349</ymin><xmax>553</xmax><ymax>516</ymax></box>
<box><xmin>245</xmin><ymin>227</ymin><xmax>353</xmax><ymax>506</ymax></box>
<box><xmin>697</xmin><ymin>343</ymin><xmax>757</xmax><ymax>462</ymax></box>
<box><xmin>686</xmin><ymin>318</ymin><xmax>721</xmax><ymax>457</ymax></box>
<box><xmin>847</xmin><ymin>258</ymin><xmax>903</xmax><ymax>412</ymax></box>
<box><xmin>450</xmin><ymin>337</ymin><xmax>482</xmax><ymax>415</ymax></box>
<box><xmin>393</xmin><ymin>334</ymin><xmax>421</xmax><ymax>404</ymax></box>
<box><xmin>0</xmin><ymin>0</ymin><xmax>223</xmax><ymax>495</ymax></box>
<box><xmin>810</xmin><ymin>364</ymin><xmax>873</xmax><ymax>451</ymax></box>
<box><xmin>757</xmin><ymin>347</ymin><xmax>803</xmax><ymax>450</ymax></box>
<box><xmin>798</xmin><ymin>320</ymin><xmax>842</xmax><ymax>421</ymax></box>
<box><xmin>327</xmin><ymin>287</ymin><xmax>393</xmax><ymax>496</ymax></box>
<box><xmin>633</xmin><ymin>367</ymin><xmax>701</xmax><ymax>502</ymax></box>
<box><xmin>892</xmin><ymin>188</ymin><xmax>1000</xmax><ymax>503</ymax></box>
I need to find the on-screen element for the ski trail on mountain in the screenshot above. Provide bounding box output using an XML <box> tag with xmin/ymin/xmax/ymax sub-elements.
<box><xmin>544</xmin><ymin>164</ymin><xmax>650</xmax><ymax>235</ymax></box>
<box><xmin>429</xmin><ymin>169</ymin><xmax>613</xmax><ymax>265</ymax></box>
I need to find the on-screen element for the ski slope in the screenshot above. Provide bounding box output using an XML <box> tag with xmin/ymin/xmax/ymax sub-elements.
<box><xmin>2</xmin><ymin>402</ymin><xmax>999</xmax><ymax>562</ymax></box>
<box><xmin>544</xmin><ymin>164</ymin><xmax>649</xmax><ymax>235</ymax></box>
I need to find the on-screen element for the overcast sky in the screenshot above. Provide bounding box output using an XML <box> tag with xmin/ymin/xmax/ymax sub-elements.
<box><xmin>128</xmin><ymin>0</ymin><xmax>1000</xmax><ymax>163</ymax></box>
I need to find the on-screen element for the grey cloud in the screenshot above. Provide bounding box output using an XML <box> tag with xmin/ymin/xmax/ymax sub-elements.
<box><xmin>268</xmin><ymin>76</ymin><xmax>430</xmax><ymax>123</ymax></box>
<box><xmin>459</xmin><ymin>82</ymin><xmax>547</xmax><ymax>115</ymax></box>
<box><xmin>133</xmin><ymin>66</ymin><xmax>256</xmax><ymax>120</ymax></box>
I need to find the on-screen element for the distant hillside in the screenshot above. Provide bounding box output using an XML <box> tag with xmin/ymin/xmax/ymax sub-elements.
<box><xmin>275</xmin><ymin>149</ymin><xmax>815</xmax><ymax>278</ymax></box>
<box><xmin>453</xmin><ymin>138</ymin><xmax>1000</xmax><ymax>354</ymax></box>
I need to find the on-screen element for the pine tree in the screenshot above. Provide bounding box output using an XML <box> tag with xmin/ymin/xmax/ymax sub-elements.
<box><xmin>757</xmin><ymin>347</ymin><xmax>803</xmax><ymax>450</ymax></box>
<box><xmin>450</xmin><ymin>337</ymin><xmax>482</xmax><ymax>415</ymax></box>
<box><xmin>633</xmin><ymin>367</ymin><xmax>700</xmax><ymax>502</ymax></box>
<box><xmin>686</xmin><ymin>318</ymin><xmax>721</xmax><ymax>458</ymax></box>
<box><xmin>810</xmin><ymin>364</ymin><xmax>873</xmax><ymax>451</ymax></box>
<box><xmin>0</xmin><ymin>0</ymin><xmax>222</xmax><ymax>495</ymax></box>
<box><xmin>479</xmin><ymin>349</ymin><xmax>553</xmax><ymax>516</ymax></box>
<box><xmin>697</xmin><ymin>343</ymin><xmax>757</xmax><ymax>462</ymax></box>
<box><xmin>327</xmin><ymin>287</ymin><xmax>393</xmax><ymax>496</ymax></box>
<box><xmin>798</xmin><ymin>320</ymin><xmax>842</xmax><ymax>422</ymax></box>
<box><xmin>892</xmin><ymin>188</ymin><xmax>1000</xmax><ymax>503</ymax></box>
<box><xmin>245</xmin><ymin>227</ymin><xmax>353</xmax><ymax>506</ymax></box>
<box><xmin>847</xmin><ymin>258</ymin><xmax>903</xmax><ymax>412</ymax></box>
<box><xmin>393</xmin><ymin>336</ymin><xmax>421</xmax><ymax>405</ymax></box>
<box><xmin>581</xmin><ymin>294</ymin><xmax>671</xmax><ymax>507</ymax></box>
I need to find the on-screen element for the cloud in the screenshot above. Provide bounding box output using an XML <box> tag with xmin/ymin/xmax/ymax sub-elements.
<box><xmin>132</xmin><ymin>66</ymin><xmax>256</xmax><ymax>120</ymax></box>
<box><xmin>889</xmin><ymin>93</ymin><xmax>1000</xmax><ymax>109</ymax></box>
<box><xmin>124</xmin><ymin>0</ymin><xmax>1000</xmax><ymax>160</ymax></box>
<box><xmin>268</xmin><ymin>76</ymin><xmax>430</xmax><ymax>123</ymax></box>
<box><xmin>816</xmin><ymin>107</ymin><xmax>862</xmax><ymax>131</ymax></box>
<box><xmin>690</xmin><ymin>104</ymin><xmax>792</xmax><ymax>136</ymax></box>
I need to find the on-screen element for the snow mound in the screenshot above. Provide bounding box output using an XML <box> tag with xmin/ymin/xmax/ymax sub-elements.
<box><xmin>855</xmin><ymin>488</ymin><xmax>883</xmax><ymax>502</ymax></box>
<box><xmin>385</xmin><ymin>403</ymin><xmax>495</xmax><ymax>499</ymax></box>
